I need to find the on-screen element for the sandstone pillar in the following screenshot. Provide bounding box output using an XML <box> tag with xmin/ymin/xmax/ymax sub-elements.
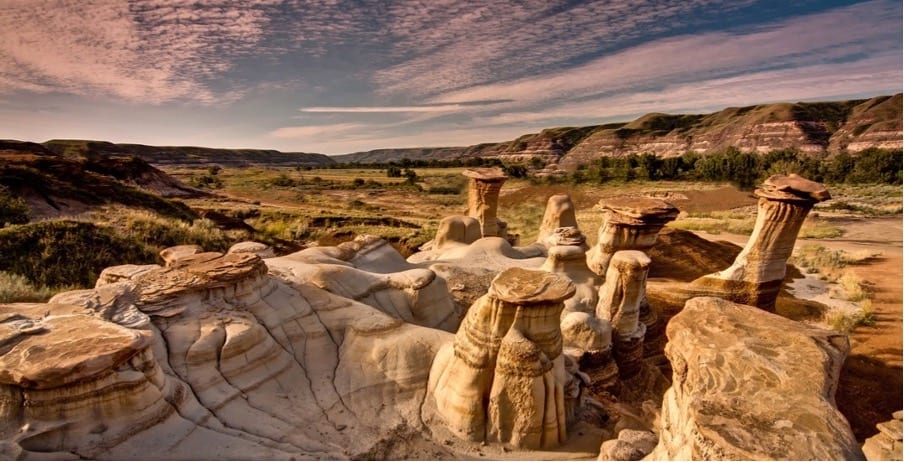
<box><xmin>463</xmin><ymin>167</ymin><xmax>508</xmax><ymax>237</ymax></box>
<box><xmin>586</xmin><ymin>197</ymin><xmax>677</xmax><ymax>350</ymax></box>
<box><xmin>536</xmin><ymin>194</ymin><xmax>580</xmax><ymax>246</ymax></box>
<box><xmin>596</xmin><ymin>251</ymin><xmax>651</xmax><ymax>379</ymax></box>
<box><xmin>428</xmin><ymin>267</ymin><xmax>575</xmax><ymax>449</ymax></box>
<box><xmin>539</xmin><ymin>227</ymin><xmax>600</xmax><ymax>315</ymax></box>
<box><xmin>685</xmin><ymin>174</ymin><xmax>830</xmax><ymax>311</ymax></box>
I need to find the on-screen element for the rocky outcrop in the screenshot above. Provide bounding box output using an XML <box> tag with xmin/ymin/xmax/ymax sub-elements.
<box><xmin>681</xmin><ymin>174</ymin><xmax>829</xmax><ymax>311</ymax></box>
<box><xmin>650</xmin><ymin>297</ymin><xmax>862</xmax><ymax>460</ymax></box>
<box><xmin>463</xmin><ymin>167</ymin><xmax>508</xmax><ymax>238</ymax></box>
<box><xmin>536</xmin><ymin>194</ymin><xmax>581</xmax><ymax>247</ymax></box>
<box><xmin>333</xmin><ymin>95</ymin><xmax>901</xmax><ymax>166</ymax></box>
<box><xmin>863</xmin><ymin>411</ymin><xmax>903</xmax><ymax>461</ymax></box>
<box><xmin>427</xmin><ymin>268</ymin><xmax>575</xmax><ymax>449</ymax></box>
<box><xmin>0</xmin><ymin>243</ymin><xmax>458</xmax><ymax>460</ymax></box>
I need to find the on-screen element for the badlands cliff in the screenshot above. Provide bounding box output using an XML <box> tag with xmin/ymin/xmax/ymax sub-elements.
<box><xmin>335</xmin><ymin>94</ymin><xmax>902</xmax><ymax>165</ymax></box>
<box><xmin>0</xmin><ymin>171</ymin><xmax>893</xmax><ymax>460</ymax></box>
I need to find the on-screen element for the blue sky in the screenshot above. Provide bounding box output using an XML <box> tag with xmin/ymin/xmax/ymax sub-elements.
<box><xmin>1</xmin><ymin>0</ymin><xmax>900</xmax><ymax>155</ymax></box>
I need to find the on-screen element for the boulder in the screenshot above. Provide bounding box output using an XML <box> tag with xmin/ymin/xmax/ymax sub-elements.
<box><xmin>649</xmin><ymin>297</ymin><xmax>862</xmax><ymax>460</ymax></box>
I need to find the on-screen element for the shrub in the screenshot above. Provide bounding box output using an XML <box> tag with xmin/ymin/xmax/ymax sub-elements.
<box><xmin>0</xmin><ymin>185</ymin><xmax>29</xmax><ymax>226</ymax></box>
<box><xmin>0</xmin><ymin>271</ymin><xmax>60</xmax><ymax>303</ymax></box>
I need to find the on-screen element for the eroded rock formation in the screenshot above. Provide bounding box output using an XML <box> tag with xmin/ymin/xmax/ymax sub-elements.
<box><xmin>650</xmin><ymin>297</ymin><xmax>862</xmax><ymax>460</ymax></box>
<box><xmin>0</xmin><ymin>244</ymin><xmax>455</xmax><ymax>460</ymax></box>
<box><xmin>586</xmin><ymin>197</ymin><xmax>678</xmax><ymax>277</ymax></box>
<box><xmin>682</xmin><ymin>174</ymin><xmax>830</xmax><ymax>310</ymax></box>
<box><xmin>427</xmin><ymin>268</ymin><xmax>575</xmax><ymax>449</ymax></box>
<box><xmin>596</xmin><ymin>251</ymin><xmax>651</xmax><ymax>379</ymax></box>
<box><xmin>463</xmin><ymin>167</ymin><xmax>508</xmax><ymax>238</ymax></box>
<box><xmin>863</xmin><ymin>411</ymin><xmax>903</xmax><ymax>461</ymax></box>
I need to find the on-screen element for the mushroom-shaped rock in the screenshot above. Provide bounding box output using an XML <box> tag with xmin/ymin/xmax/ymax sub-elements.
<box><xmin>681</xmin><ymin>174</ymin><xmax>831</xmax><ymax>311</ymax></box>
<box><xmin>862</xmin><ymin>411</ymin><xmax>904</xmax><ymax>461</ymax></box>
<box><xmin>650</xmin><ymin>297</ymin><xmax>862</xmax><ymax>460</ymax></box>
<box><xmin>587</xmin><ymin>197</ymin><xmax>678</xmax><ymax>276</ymax></box>
<box><xmin>428</xmin><ymin>268</ymin><xmax>574</xmax><ymax>448</ymax></box>
<box><xmin>463</xmin><ymin>167</ymin><xmax>508</xmax><ymax>237</ymax></box>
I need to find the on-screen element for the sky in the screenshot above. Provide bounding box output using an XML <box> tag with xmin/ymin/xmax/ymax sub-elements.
<box><xmin>0</xmin><ymin>0</ymin><xmax>901</xmax><ymax>155</ymax></box>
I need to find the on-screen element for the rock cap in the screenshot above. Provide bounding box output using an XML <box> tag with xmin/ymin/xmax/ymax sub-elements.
<box><xmin>462</xmin><ymin>167</ymin><xmax>507</xmax><ymax>180</ymax></box>
<box><xmin>489</xmin><ymin>267</ymin><xmax>575</xmax><ymax>304</ymax></box>
<box><xmin>758</xmin><ymin>174</ymin><xmax>831</xmax><ymax>202</ymax></box>
<box><xmin>598</xmin><ymin>197</ymin><xmax>679</xmax><ymax>225</ymax></box>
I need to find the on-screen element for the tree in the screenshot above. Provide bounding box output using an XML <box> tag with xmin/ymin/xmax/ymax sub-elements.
<box><xmin>386</xmin><ymin>166</ymin><xmax>402</xmax><ymax>178</ymax></box>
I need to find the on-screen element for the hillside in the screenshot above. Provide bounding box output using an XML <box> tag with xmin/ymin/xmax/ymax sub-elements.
<box><xmin>335</xmin><ymin>94</ymin><xmax>902</xmax><ymax>166</ymax></box>
<box><xmin>0</xmin><ymin>140</ymin><xmax>201</xmax><ymax>221</ymax></box>
<box><xmin>44</xmin><ymin>139</ymin><xmax>336</xmax><ymax>167</ymax></box>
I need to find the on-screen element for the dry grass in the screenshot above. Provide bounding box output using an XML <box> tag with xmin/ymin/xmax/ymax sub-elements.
<box><xmin>0</xmin><ymin>271</ymin><xmax>71</xmax><ymax>303</ymax></box>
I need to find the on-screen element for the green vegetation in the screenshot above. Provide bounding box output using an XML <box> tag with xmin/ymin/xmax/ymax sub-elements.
<box><xmin>0</xmin><ymin>213</ymin><xmax>239</xmax><ymax>289</ymax></box>
<box><xmin>0</xmin><ymin>185</ymin><xmax>29</xmax><ymax>227</ymax></box>
<box><xmin>0</xmin><ymin>271</ymin><xmax>62</xmax><ymax>303</ymax></box>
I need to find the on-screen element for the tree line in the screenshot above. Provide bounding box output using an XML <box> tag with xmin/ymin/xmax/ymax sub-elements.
<box><xmin>330</xmin><ymin>147</ymin><xmax>902</xmax><ymax>188</ymax></box>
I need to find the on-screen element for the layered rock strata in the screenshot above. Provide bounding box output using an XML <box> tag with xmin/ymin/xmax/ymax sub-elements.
<box><xmin>463</xmin><ymin>167</ymin><xmax>508</xmax><ymax>238</ymax></box>
<box><xmin>650</xmin><ymin>297</ymin><xmax>862</xmax><ymax>460</ymax></box>
<box><xmin>863</xmin><ymin>411</ymin><xmax>903</xmax><ymax>461</ymax></box>
<box><xmin>427</xmin><ymin>268</ymin><xmax>575</xmax><ymax>449</ymax></box>
<box><xmin>682</xmin><ymin>174</ymin><xmax>830</xmax><ymax>310</ymax></box>
<box><xmin>586</xmin><ymin>198</ymin><xmax>677</xmax><ymax>354</ymax></box>
<box><xmin>596</xmin><ymin>251</ymin><xmax>651</xmax><ymax>379</ymax></box>
<box><xmin>0</xmin><ymin>244</ymin><xmax>456</xmax><ymax>460</ymax></box>
<box><xmin>586</xmin><ymin>197</ymin><xmax>678</xmax><ymax>277</ymax></box>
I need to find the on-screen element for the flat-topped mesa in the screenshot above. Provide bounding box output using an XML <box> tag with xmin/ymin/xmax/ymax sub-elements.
<box><xmin>587</xmin><ymin>197</ymin><xmax>679</xmax><ymax>277</ymax></box>
<box><xmin>684</xmin><ymin>174</ymin><xmax>831</xmax><ymax>311</ymax></box>
<box><xmin>596</xmin><ymin>251</ymin><xmax>651</xmax><ymax>379</ymax></box>
<box><xmin>463</xmin><ymin>167</ymin><xmax>508</xmax><ymax>238</ymax></box>
<box><xmin>536</xmin><ymin>194</ymin><xmax>581</xmax><ymax>247</ymax></box>
<box><xmin>428</xmin><ymin>268</ymin><xmax>576</xmax><ymax>449</ymax></box>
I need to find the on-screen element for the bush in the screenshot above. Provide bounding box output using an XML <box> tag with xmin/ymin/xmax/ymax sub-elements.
<box><xmin>0</xmin><ymin>185</ymin><xmax>29</xmax><ymax>226</ymax></box>
<box><xmin>0</xmin><ymin>271</ymin><xmax>60</xmax><ymax>303</ymax></box>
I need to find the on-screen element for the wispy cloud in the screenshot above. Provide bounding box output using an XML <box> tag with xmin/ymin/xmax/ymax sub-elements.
<box><xmin>0</xmin><ymin>0</ymin><xmax>281</xmax><ymax>104</ymax></box>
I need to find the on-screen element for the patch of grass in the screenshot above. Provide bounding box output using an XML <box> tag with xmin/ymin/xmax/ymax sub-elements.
<box><xmin>0</xmin><ymin>271</ymin><xmax>65</xmax><ymax>303</ymax></box>
<box><xmin>838</xmin><ymin>270</ymin><xmax>868</xmax><ymax>302</ymax></box>
<box><xmin>799</xmin><ymin>220</ymin><xmax>844</xmax><ymax>239</ymax></box>
<box><xmin>0</xmin><ymin>220</ymin><xmax>158</xmax><ymax>288</ymax></box>
<box><xmin>826</xmin><ymin>301</ymin><xmax>876</xmax><ymax>333</ymax></box>
<box><xmin>791</xmin><ymin>244</ymin><xmax>881</xmax><ymax>274</ymax></box>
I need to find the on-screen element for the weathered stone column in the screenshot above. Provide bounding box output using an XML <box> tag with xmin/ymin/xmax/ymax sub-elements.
<box><xmin>685</xmin><ymin>174</ymin><xmax>830</xmax><ymax>311</ymax></box>
<box><xmin>428</xmin><ymin>267</ymin><xmax>575</xmax><ymax>449</ymax></box>
<box><xmin>586</xmin><ymin>197</ymin><xmax>677</xmax><ymax>353</ymax></box>
<box><xmin>596</xmin><ymin>251</ymin><xmax>651</xmax><ymax>379</ymax></box>
<box><xmin>463</xmin><ymin>167</ymin><xmax>508</xmax><ymax>237</ymax></box>
<box><xmin>536</xmin><ymin>194</ymin><xmax>580</xmax><ymax>246</ymax></box>
<box><xmin>539</xmin><ymin>227</ymin><xmax>600</xmax><ymax>315</ymax></box>
<box><xmin>586</xmin><ymin>197</ymin><xmax>678</xmax><ymax>276</ymax></box>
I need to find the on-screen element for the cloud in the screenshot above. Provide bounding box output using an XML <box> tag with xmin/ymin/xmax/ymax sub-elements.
<box><xmin>299</xmin><ymin>100</ymin><xmax>509</xmax><ymax>113</ymax></box>
<box><xmin>0</xmin><ymin>0</ymin><xmax>281</xmax><ymax>104</ymax></box>
<box><xmin>269</xmin><ymin>123</ymin><xmax>368</xmax><ymax>139</ymax></box>
<box><xmin>373</xmin><ymin>0</ymin><xmax>758</xmax><ymax>98</ymax></box>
